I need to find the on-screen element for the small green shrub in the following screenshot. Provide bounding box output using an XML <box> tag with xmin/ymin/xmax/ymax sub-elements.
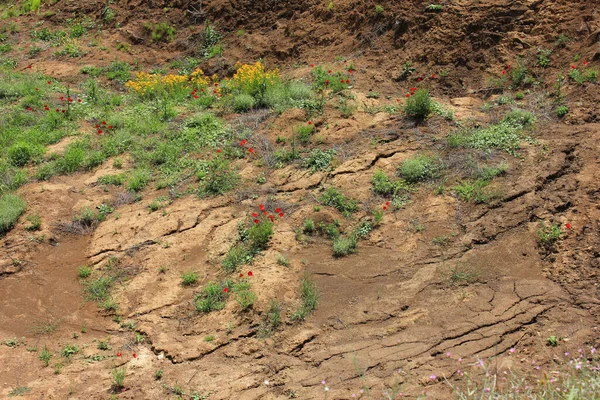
<box><xmin>194</xmin><ymin>280</ymin><xmax>231</xmax><ymax>313</ymax></box>
<box><xmin>78</xmin><ymin>266</ymin><xmax>92</xmax><ymax>279</ymax></box>
<box><xmin>127</xmin><ymin>168</ymin><xmax>151</xmax><ymax>192</ymax></box>
<box><xmin>291</xmin><ymin>274</ymin><xmax>319</xmax><ymax>321</ymax></box>
<box><xmin>397</xmin><ymin>155</ymin><xmax>441</xmax><ymax>183</ymax></box>
<box><xmin>234</xmin><ymin>286</ymin><xmax>256</xmax><ymax>311</ymax></box>
<box><xmin>39</xmin><ymin>345</ymin><xmax>52</xmax><ymax>367</ymax></box>
<box><xmin>303</xmin><ymin>149</ymin><xmax>336</xmax><ymax>172</ymax></box>
<box><xmin>404</xmin><ymin>89</ymin><xmax>432</xmax><ymax>119</ymax></box>
<box><xmin>332</xmin><ymin>235</ymin><xmax>357</xmax><ymax>257</ymax></box>
<box><xmin>84</xmin><ymin>276</ymin><xmax>113</xmax><ymax>302</ymax></box>
<box><xmin>198</xmin><ymin>156</ymin><xmax>239</xmax><ymax>196</ymax></box>
<box><xmin>112</xmin><ymin>367</ymin><xmax>126</xmax><ymax>390</ymax></box>
<box><xmin>248</xmin><ymin>219</ymin><xmax>273</xmax><ymax>251</ymax></box>
<box><xmin>61</xmin><ymin>344</ymin><xmax>79</xmax><ymax>359</ymax></box>
<box><xmin>24</xmin><ymin>213</ymin><xmax>41</xmax><ymax>231</ymax></box>
<box><xmin>181</xmin><ymin>271</ymin><xmax>199</xmax><ymax>286</ymax></box>
<box><xmin>232</xmin><ymin>93</ymin><xmax>255</xmax><ymax>112</ymax></box>
<box><xmin>258</xmin><ymin>299</ymin><xmax>282</xmax><ymax>337</ymax></box>
<box><xmin>144</xmin><ymin>22</ymin><xmax>176</xmax><ymax>43</ymax></box>
<box><xmin>537</xmin><ymin>222</ymin><xmax>562</xmax><ymax>249</ymax></box>
<box><xmin>0</xmin><ymin>194</ymin><xmax>27</xmax><ymax>235</ymax></box>
<box><xmin>320</xmin><ymin>187</ymin><xmax>359</xmax><ymax>217</ymax></box>
<box><xmin>556</xmin><ymin>105</ymin><xmax>568</xmax><ymax>118</ymax></box>
<box><xmin>303</xmin><ymin>218</ymin><xmax>315</xmax><ymax>234</ymax></box>
<box><xmin>454</xmin><ymin>179</ymin><xmax>491</xmax><ymax>203</ymax></box>
<box><xmin>222</xmin><ymin>244</ymin><xmax>253</xmax><ymax>273</ymax></box>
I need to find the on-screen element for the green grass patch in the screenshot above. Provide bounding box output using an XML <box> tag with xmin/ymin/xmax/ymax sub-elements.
<box><xmin>0</xmin><ymin>194</ymin><xmax>26</xmax><ymax>235</ymax></box>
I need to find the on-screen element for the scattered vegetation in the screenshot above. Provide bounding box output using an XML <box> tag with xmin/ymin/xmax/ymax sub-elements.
<box><xmin>291</xmin><ymin>274</ymin><xmax>319</xmax><ymax>321</ymax></box>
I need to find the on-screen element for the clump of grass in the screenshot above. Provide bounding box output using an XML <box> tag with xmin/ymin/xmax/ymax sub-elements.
<box><xmin>276</xmin><ymin>254</ymin><xmax>290</xmax><ymax>267</ymax></box>
<box><xmin>397</xmin><ymin>155</ymin><xmax>441</xmax><ymax>183</ymax></box>
<box><xmin>39</xmin><ymin>345</ymin><xmax>52</xmax><ymax>367</ymax></box>
<box><xmin>0</xmin><ymin>194</ymin><xmax>27</xmax><ymax>235</ymax></box>
<box><xmin>84</xmin><ymin>276</ymin><xmax>114</xmax><ymax>302</ymax></box>
<box><xmin>144</xmin><ymin>22</ymin><xmax>176</xmax><ymax>42</ymax></box>
<box><xmin>291</xmin><ymin>274</ymin><xmax>319</xmax><ymax>321</ymax></box>
<box><xmin>194</xmin><ymin>280</ymin><xmax>232</xmax><ymax>312</ymax></box>
<box><xmin>320</xmin><ymin>187</ymin><xmax>359</xmax><ymax>217</ymax></box>
<box><xmin>78</xmin><ymin>266</ymin><xmax>92</xmax><ymax>279</ymax></box>
<box><xmin>258</xmin><ymin>299</ymin><xmax>282</xmax><ymax>337</ymax></box>
<box><xmin>303</xmin><ymin>148</ymin><xmax>336</xmax><ymax>173</ymax></box>
<box><xmin>453</xmin><ymin>179</ymin><xmax>493</xmax><ymax>203</ymax></box>
<box><xmin>24</xmin><ymin>213</ymin><xmax>41</xmax><ymax>231</ymax></box>
<box><xmin>181</xmin><ymin>271</ymin><xmax>199</xmax><ymax>286</ymax></box>
<box><xmin>332</xmin><ymin>235</ymin><xmax>357</xmax><ymax>257</ymax></box>
<box><xmin>233</xmin><ymin>281</ymin><xmax>256</xmax><ymax>311</ymax></box>
<box><xmin>61</xmin><ymin>344</ymin><xmax>79</xmax><ymax>359</ymax></box>
<box><xmin>222</xmin><ymin>244</ymin><xmax>254</xmax><ymax>273</ymax></box>
<box><xmin>111</xmin><ymin>367</ymin><xmax>126</xmax><ymax>391</ymax></box>
<box><xmin>447</xmin><ymin>263</ymin><xmax>481</xmax><ymax>286</ymax></box>
<box><xmin>198</xmin><ymin>155</ymin><xmax>240</xmax><ymax>196</ymax></box>
<box><xmin>404</xmin><ymin>89</ymin><xmax>433</xmax><ymax>119</ymax></box>
<box><xmin>537</xmin><ymin>221</ymin><xmax>562</xmax><ymax>250</ymax></box>
<box><xmin>556</xmin><ymin>105</ymin><xmax>568</xmax><ymax>118</ymax></box>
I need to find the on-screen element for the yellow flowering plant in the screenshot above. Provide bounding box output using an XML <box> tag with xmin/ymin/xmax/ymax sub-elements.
<box><xmin>228</xmin><ymin>61</ymin><xmax>280</xmax><ymax>99</ymax></box>
<box><xmin>125</xmin><ymin>68</ymin><xmax>211</xmax><ymax>99</ymax></box>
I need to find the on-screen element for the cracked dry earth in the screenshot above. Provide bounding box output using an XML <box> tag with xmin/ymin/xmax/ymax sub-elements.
<box><xmin>1</xmin><ymin>96</ymin><xmax>599</xmax><ymax>399</ymax></box>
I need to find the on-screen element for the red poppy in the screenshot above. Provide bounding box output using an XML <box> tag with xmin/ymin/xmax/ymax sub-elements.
<box><xmin>346</xmin><ymin>79</ymin><xmax>350</xmax><ymax>84</ymax></box>
<box><xmin>254</xmin><ymin>219</ymin><xmax>259</xmax><ymax>224</ymax></box>
<box><xmin>308</xmin><ymin>121</ymin><xmax>312</xmax><ymax>125</ymax></box>
<box><xmin>214</xmin><ymin>83</ymin><xmax>219</xmax><ymax>87</ymax></box>
<box><xmin>584</xmin><ymin>60</ymin><xmax>588</xmax><ymax>65</ymax></box>
<box><xmin>247</xmin><ymin>271</ymin><xmax>253</xmax><ymax>277</ymax></box>
<box><xmin>223</xmin><ymin>287</ymin><xmax>229</xmax><ymax>293</ymax></box>
<box><xmin>310</xmin><ymin>64</ymin><xmax>315</xmax><ymax>67</ymax></box>
<box><xmin>213</xmin><ymin>89</ymin><xmax>218</xmax><ymax>94</ymax></box>
<box><xmin>47</xmin><ymin>81</ymin><xmax>51</xmax><ymax>84</ymax></box>
<box><xmin>95</xmin><ymin>124</ymin><xmax>100</xmax><ymax>128</ymax></box>
<box><xmin>325</xmin><ymin>80</ymin><xmax>329</xmax><ymax>86</ymax></box>
<box><xmin>340</xmin><ymin>79</ymin><xmax>344</xmax><ymax>83</ymax></box>
<box><xmin>27</xmin><ymin>65</ymin><xmax>32</xmax><ymax>69</ymax></box>
<box><xmin>502</xmin><ymin>70</ymin><xmax>506</xmax><ymax>75</ymax></box>
<box><xmin>566</xmin><ymin>223</ymin><xmax>572</xmax><ymax>229</ymax></box>
<box><xmin>506</xmin><ymin>64</ymin><xmax>511</xmax><ymax>69</ymax></box>
<box><xmin>201</xmin><ymin>88</ymin><xmax>205</xmax><ymax>92</ymax></box>
<box><xmin>240</xmin><ymin>140</ymin><xmax>247</xmax><ymax>146</ymax></box>
<box><xmin>239</xmin><ymin>273</ymin><xmax>243</xmax><ymax>277</ymax></box>
<box><xmin>410</xmin><ymin>87</ymin><xmax>417</xmax><ymax>92</ymax></box>
<box><xmin>60</xmin><ymin>96</ymin><xmax>64</xmax><ymax>100</ymax></box>
<box><xmin>417</xmin><ymin>77</ymin><xmax>422</xmax><ymax>82</ymax></box>
<box><xmin>385</xmin><ymin>201</ymin><xmax>390</xmax><ymax>206</ymax></box>
<box><xmin>348</xmin><ymin>69</ymin><xmax>353</xmax><ymax>73</ymax></box>
<box><xmin>193</xmin><ymin>95</ymin><xmax>199</xmax><ymax>99</ymax></box>
<box><xmin>35</xmin><ymin>88</ymin><xmax>38</xmax><ymax>91</ymax></box>
<box><xmin>248</xmin><ymin>147</ymin><xmax>254</xmax><ymax>153</ymax></box>
<box><xmin>571</xmin><ymin>65</ymin><xmax>576</xmax><ymax>69</ymax></box>
<box><xmin>269</xmin><ymin>215</ymin><xmax>274</xmax><ymax>222</ymax></box>
<box><xmin>68</xmin><ymin>98</ymin><xmax>73</xmax><ymax>102</ymax></box>
<box><xmin>78</xmin><ymin>99</ymin><xmax>82</xmax><ymax>103</ymax></box>
<box><xmin>252</xmin><ymin>213</ymin><xmax>258</xmax><ymax>217</ymax></box>
<box><xmin>56</xmin><ymin>108</ymin><xmax>59</xmax><ymax>112</ymax></box>
<box><xmin>278</xmin><ymin>212</ymin><xmax>284</xmax><ymax>217</ymax></box>
<box><xmin>217</xmin><ymin>149</ymin><xmax>221</xmax><ymax>153</ymax></box>
<box><xmin>116</xmin><ymin>352</ymin><xmax>122</xmax><ymax>357</ymax></box>
<box><xmin>108</xmin><ymin>125</ymin><xmax>113</xmax><ymax>129</ymax></box>
<box><xmin>263</xmin><ymin>211</ymin><xmax>268</xmax><ymax>216</ymax></box>
<box><xmin>44</xmin><ymin>106</ymin><xmax>49</xmax><ymax>110</ymax></box>
<box><xmin>431</xmin><ymin>73</ymin><xmax>436</xmax><ymax>79</ymax></box>
<box><xmin>132</xmin><ymin>353</ymin><xmax>137</xmax><ymax>358</ymax></box>
<box><xmin>102</xmin><ymin>121</ymin><xmax>107</xmax><ymax>125</ymax></box>
<box><xmin>328</xmin><ymin>70</ymin><xmax>332</xmax><ymax>73</ymax></box>
<box><xmin>97</xmin><ymin>129</ymin><xmax>103</xmax><ymax>134</ymax></box>
<box><xmin>27</xmin><ymin>107</ymin><xmax>32</xmax><ymax>111</ymax></box>
<box><xmin>383</xmin><ymin>205</ymin><xmax>387</xmax><ymax>210</ymax></box>
<box><xmin>275</xmin><ymin>208</ymin><xmax>281</xmax><ymax>213</ymax></box>
<box><xmin>405</xmin><ymin>93</ymin><xmax>410</xmax><ymax>97</ymax></box>
<box><xmin>259</xmin><ymin>204</ymin><xmax>265</xmax><ymax>211</ymax></box>
<box><xmin>62</xmin><ymin>110</ymin><xmax>66</xmax><ymax>113</ymax></box>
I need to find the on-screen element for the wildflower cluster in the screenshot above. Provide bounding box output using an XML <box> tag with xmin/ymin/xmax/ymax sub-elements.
<box><xmin>229</xmin><ymin>61</ymin><xmax>280</xmax><ymax>97</ymax></box>
<box><xmin>125</xmin><ymin>68</ymin><xmax>211</xmax><ymax>98</ymax></box>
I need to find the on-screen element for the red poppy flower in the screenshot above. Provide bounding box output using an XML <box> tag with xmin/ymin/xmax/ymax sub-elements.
<box><xmin>35</xmin><ymin>88</ymin><xmax>38</xmax><ymax>91</ymax></box>
<box><xmin>108</xmin><ymin>125</ymin><xmax>113</xmax><ymax>129</ymax></box>
<box><xmin>502</xmin><ymin>70</ymin><xmax>506</xmax><ymax>75</ymax></box>
<box><xmin>340</xmin><ymin>79</ymin><xmax>344</xmax><ymax>83</ymax></box>
<box><xmin>310</xmin><ymin>64</ymin><xmax>315</xmax><ymax>67</ymax></box>
<box><xmin>97</xmin><ymin>129</ymin><xmax>103</xmax><ymax>134</ymax></box>
<box><xmin>566</xmin><ymin>223</ymin><xmax>572</xmax><ymax>229</ymax></box>
<box><xmin>584</xmin><ymin>60</ymin><xmax>588</xmax><ymax>65</ymax></box>
<box><xmin>571</xmin><ymin>65</ymin><xmax>576</xmax><ymax>69</ymax></box>
<box><xmin>95</xmin><ymin>124</ymin><xmax>100</xmax><ymax>128</ymax></box>
<box><xmin>259</xmin><ymin>204</ymin><xmax>265</xmax><ymax>211</ymax></box>
<box><xmin>116</xmin><ymin>352</ymin><xmax>122</xmax><ymax>357</ymax></box>
<box><xmin>383</xmin><ymin>205</ymin><xmax>387</xmax><ymax>210</ymax></box>
<box><xmin>417</xmin><ymin>77</ymin><xmax>422</xmax><ymax>82</ymax></box>
<box><xmin>346</xmin><ymin>79</ymin><xmax>350</xmax><ymax>84</ymax></box>
<box><xmin>60</xmin><ymin>96</ymin><xmax>64</xmax><ymax>100</ymax></box>
<box><xmin>385</xmin><ymin>201</ymin><xmax>390</xmax><ymax>206</ymax></box>
<box><xmin>307</xmin><ymin>121</ymin><xmax>312</xmax><ymax>125</ymax></box>
<box><xmin>239</xmin><ymin>273</ymin><xmax>243</xmax><ymax>277</ymax></box>
<box><xmin>78</xmin><ymin>99</ymin><xmax>82</xmax><ymax>103</ymax></box>
<box><xmin>62</xmin><ymin>110</ymin><xmax>66</xmax><ymax>113</ymax></box>
<box><xmin>201</xmin><ymin>88</ymin><xmax>205</xmax><ymax>92</ymax></box>
<box><xmin>410</xmin><ymin>87</ymin><xmax>417</xmax><ymax>92</ymax></box>
<box><xmin>248</xmin><ymin>147</ymin><xmax>254</xmax><ymax>153</ymax></box>
<box><xmin>328</xmin><ymin>70</ymin><xmax>332</xmax><ymax>73</ymax></box>
<box><xmin>47</xmin><ymin>81</ymin><xmax>51</xmax><ymax>84</ymax></box>
<box><xmin>193</xmin><ymin>95</ymin><xmax>199</xmax><ymax>99</ymax></box>
<box><xmin>214</xmin><ymin>83</ymin><xmax>219</xmax><ymax>87</ymax></box>
<box><xmin>27</xmin><ymin>107</ymin><xmax>32</xmax><ymax>111</ymax></box>
<box><xmin>263</xmin><ymin>211</ymin><xmax>268</xmax><ymax>216</ymax></box>
<box><xmin>247</xmin><ymin>271</ymin><xmax>253</xmax><ymax>277</ymax></box>
<box><xmin>44</xmin><ymin>106</ymin><xmax>49</xmax><ymax>110</ymax></box>
<box><xmin>240</xmin><ymin>140</ymin><xmax>247</xmax><ymax>146</ymax></box>
<box><xmin>405</xmin><ymin>93</ymin><xmax>410</xmax><ymax>97</ymax></box>
<box><xmin>348</xmin><ymin>69</ymin><xmax>353</xmax><ymax>73</ymax></box>
<box><xmin>506</xmin><ymin>64</ymin><xmax>511</xmax><ymax>69</ymax></box>
<box><xmin>223</xmin><ymin>287</ymin><xmax>229</xmax><ymax>293</ymax></box>
<box><xmin>254</xmin><ymin>219</ymin><xmax>259</xmax><ymax>224</ymax></box>
<box><xmin>68</xmin><ymin>98</ymin><xmax>73</xmax><ymax>102</ymax></box>
<box><xmin>55</xmin><ymin>108</ymin><xmax>59</xmax><ymax>112</ymax></box>
<box><xmin>325</xmin><ymin>80</ymin><xmax>329</xmax><ymax>86</ymax></box>
<box><xmin>278</xmin><ymin>212</ymin><xmax>284</xmax><ymax>217</ymax></box>
<box><xmin>252</xmin><ymin>213</ymin><xmax>258</xmax><ymax>217</ymax></box>
<box><xmin>27</xmin><ymin>65</ymin><xmax>32</xmax><ymax>69</ymax></box>
<box><xmin>275</xmin><ymin>208</ymin><xmax>281</xmax><ymax>213</ymax></box>
<box><xmin>269</xmin><ymin>215</ymin><xmax>274</xmax><ymax>222</ymax></box>
<box><xmin>213</xmin><ymin>89</ymin><xmax>218</xmax><ymax>94</ymax></box>
<box><xmin>132</xmin><ymin>353</ymin><xmax>137</xmax><ymax>358</ymax></box>
<box><xmin>217</xmin><ymin>149</ymin><xmax>221</xmax><ymax>153</ymax></box>
<box><xmin>102</xmin><ymin>121</ymin><xmax>107</xmax><ymax>125</ymax></box>
<box><xmin>431</xmin><ymin>73</ymin><xmax>436</xmax><ymax>79</ymax></box>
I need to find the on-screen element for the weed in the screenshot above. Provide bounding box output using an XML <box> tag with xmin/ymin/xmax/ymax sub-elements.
<box><xmin>78</xmin><ymin>266</ymin><xmax>92</xmax><ymax>279</ymax></box>
<box><xmin>454</xmin><ymin>179</ymin><xmax>493</xmax><ymax>203</ymax></box>
<box><xmin>24</xmin><ymin>213</ymin><xmax>41</xmax><ymax>231</ymax></box>
<box><xmin>303</xmin><ymin>218</ymin><xmax>315</xmax><ymax>234</ymax></box>
<box><xmin>181</xmin><ymin>271</ymin><xmax>199</xmax><ymax>286</ymax></box>
<box><xmin>320</xmin><ymin>187</ymin><xmax>359</xmax><ymax>217</ymax></box>
<box><xmin>198</xmin><ymin>22</ymin><xmax>222</xmax><ymax>58</ymax></box>
<box><xmin>61</xmin><ymin>344</ymin><xmax>79</xmax><ymax>359</ymax></box>
<box><xmin>84</xmin><ymin>276</ymin><xmax>114</xmax><ymax>302</ymax></box>
<box><xmin>277</xmin><ymin>254</ymin><xmax>290</xmax><ymax>267</ymax></box>
<box><xmin>97</xmin><ymin>340</ymin><xmax>111</xmax><ymax>350</ymax></box>
<box><xmin>398</xmin><ymin>61</ymin><xmax>416</xmax><ymax>80</ymax></box>
<box><xmin>427</xmin><ymin>4</ymin><xmax>443</xmax><ymax>12</ymax></box>
<box><xmin>303</xmin><ymin>148</ymin><xmax>336</xmax><ymax>172</ymax></box>
<box><xmin>291</xmin><ymin>274</ymin><xmax>319</xmax><ymax>321</ymax></box>
<box><xmin>234</xmin><ymin>283</ymin><xmax>256</xmax><ymax>311</ymax></box>
<box><xmin>332</xmin><ymin>235</ymin><xmax>357</xmax><ymax>257</ymax></box>
<box><xmin>8</xmin><ymin>386</ymin><xmax>31</xmax><ymax>397</ymax></box>
<box><xmin>397</xmin><ymin>154</ymin><xmax>441</xmax><ymax>183</ymax></box>
<box><xmin>448</xmin><ymin>263</ymin><xmax>480</xmax><ymax>285</ymax></box>
<box><xmin>258</xmin><ymin>299</ymin><xmax>282</xmax><ymax>337</ymax></box>
<box><xmin>198</xmin><ymin>156</ymin><xmax>239</xmax><ymax>196</ymax></box>
<box><xmin>195</xmin><ymin>280</ymin><xmax>231</xmax><ymax>312</ymax></box>
<box><xmin>537</xmin><ymin>48</ymin><xmax>552</xmax><ymax>67</ymax></box>
<box><xmin>556</xmin><ymin>105</ymin><xmax>568</xmax><ymax>118</ymax></box>
<box><xmin>144</xmin><ymin>22</ymin><xmax>175</xmax><ymax>43</ymax></box>
<box><xmin>375</xmin><ymin>5</ymin><xmax>384</xmax><ymax>14</ymax></box>
<box><xmin>111</xmin><ymin>367</ymin><xmax>126</xmax><ymax>390</ymax></box>
<box><xmin>537</xmin><ymin>221</ymin><xmax>562</xmax><ymax>250</ymax></box>
<box><xmin>404</xmin><ymin>88</ymin><xmax>433</xmax><ymax>119</ymax></box>
<box><xmin>546</xmin><ymin>335</ymin><xmax>558</xmax><ymax>347</ymax></box>
<box><xmin>204</xmin><ymin>335</ymin><xmax>215</xmax><ymax>342</ymax></box>
<box><xmin>556</xmin><ymin>33</ymin><xmax>569</xmax><ymax>48</ymax></box>
<box><xmin>154</xmin><ymin>369</ymin><xmax>163</xmax><ymax>380</ymax></box>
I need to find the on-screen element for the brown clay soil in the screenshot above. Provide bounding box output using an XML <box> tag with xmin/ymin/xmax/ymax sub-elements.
<box><xmin>1</xmin><ymin>0</ymin><xmax>600</xmax><ymax>399</ymax></box>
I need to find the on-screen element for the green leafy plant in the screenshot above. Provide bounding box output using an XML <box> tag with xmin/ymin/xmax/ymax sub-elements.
<box><xmin>181</xmin><ymin>271</ymin><xmax>199</xmax><ymax>286</ymax></box>
<box><xmin>194</xmin><ymin>280</ymin><xmax>231</xmax><ymax>312</ymax></box>
<box><xmin>291</xmin><ymin>274</ymin><xmax>319</xmax><ymax>321</ymax></box>
<box><xmin>556</xmin><ymin>105</ymin><xmax>568</xmax><ymax>118</ymax></box>
<box><xmin>397</xmin><ymin>155</ymin><xmax>441</xmax><ymax>183</ymax></box>
<box><xmin>111</xmin><ymin>367</ymin><xmax>126</xmax><ymax>391</ymax></box>
<box><xmin>404</xmin><ymin>89</ymin><xmax>433</xmax><ymax>119</ymax></box>
<box><xmin>537</xmin><ymin>222</ymin><xmax>562</xmax><ymax>250</ymax></box>
<box><xmin>320</xmin><ymin>187</ymin><xmax>359</xmax><ymax>217</ymax></box>
<box><xmin>144</xmin><ymin>22</ymin><xmax>176</xmax><ymax>43</ymax></box>
<box><xmin>0</xmin><ymin>194</ymin><xmax>27</xmax><ymax>235</ymax></box>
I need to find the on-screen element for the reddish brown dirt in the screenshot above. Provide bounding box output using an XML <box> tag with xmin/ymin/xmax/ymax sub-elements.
<box><xmin>1</xmin><ymin>0</ymin><xmax>600</xmax><ymax>399</ymax></box>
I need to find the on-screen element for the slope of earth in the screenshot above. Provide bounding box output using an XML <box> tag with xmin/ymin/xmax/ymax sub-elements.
<box><xmin>0</xmin><ymin>0</ymin><xmax>599</xmax><ymax>399</ymax></box>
